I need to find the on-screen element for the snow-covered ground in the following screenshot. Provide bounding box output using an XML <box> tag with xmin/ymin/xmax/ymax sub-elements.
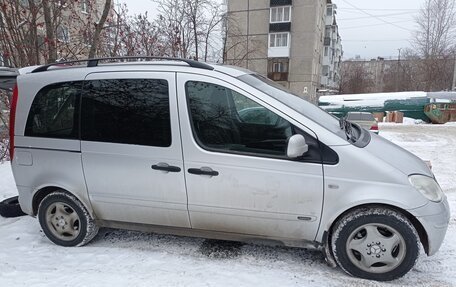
<box><xmin>0</xmin><ymin>124</ymin><xmax>455</xmax><ymax>287</ymax></box>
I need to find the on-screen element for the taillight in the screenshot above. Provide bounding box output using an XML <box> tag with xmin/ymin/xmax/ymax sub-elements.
<box><xmin>370</xmin><ymin>124</ymin><xmax>379</xmax><ymax>131</ymax></box>
<box><xmin>9</xmin><ymin>84</ymin><xmax>18</xmax><ymax>161</ymax></box>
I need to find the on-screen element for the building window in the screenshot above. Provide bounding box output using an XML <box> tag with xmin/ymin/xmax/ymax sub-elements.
<box><xmin>270</xmin><ymin>6</ymin><xmax>291</xmax><ymax>23</ymax></box>
<box><xmin>322</xmin><ymin>65</ymin><xmax>329</xmax><ymax>76</ymax></box>
<box><xmin>83</xmin><ymin>31</ymin><xmax>92</xmax><ymax>46</ymax></box>
<box><xmin>327</xmin><ymin>6</ymin><xmax>333</xmax><ymax>16</ymax></box>
<box><xmin>273</xmin><ymin>62</ymin><xmax>285</xmax><ymax>73</ymax></box>
<box><xmin>324</xmin><ymin>47</ymin><xmax>329</xmax><ymax>56</ymax></box>
<box><xmin>56</xmin><ymin>25</ymin><xmax>70</xmax><ymax>42</ymax></box>
<box><xmin>325</xmin><ymin>26</ymin><xmax>331</xmax><ymax>37</ymax></box>
<box><xmin>19</xmin><ymin>0</ymin><xmax>29</xmax><ymax>7</ymax></box>
<box><xmin>57</xmin><ymin>0</ymin><xmax>68</xmax><ymax>7</ymax></box>
<box><xmin>269</xmin><ymin>32</ymin><xmax>289</xmax><ymax>48</ymax></box>
<box><xmin>81</xmin><ymin>0</ymin><xmax>89</xmax><ymax>13</ymax></box>
<box><xmin>268</xmin><ymin>58</ymin><xmax>289</xmax><ymax>81</ymax></box>
<box><xmin>0</xmin><ymin>11</ymin><xmax>5</xmax><ymax>28</ymax></box>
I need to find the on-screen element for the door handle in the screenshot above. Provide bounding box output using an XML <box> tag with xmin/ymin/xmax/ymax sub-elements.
<box><xmin>152</xmin><ymin>163</ymin><xmax>181</xmax><ymax>173</ymax></box>
<box><xmin>188</xmin><ymin>167</ymin><xmax>219</xmax><ymax>176</ymax></box>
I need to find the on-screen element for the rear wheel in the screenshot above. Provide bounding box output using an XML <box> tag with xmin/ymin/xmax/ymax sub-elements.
<box><xmin>38</xmin><ymin>191</ymin><xmax>98</xmax><ymax>247</ymax></box>
<box><xmin>331</xmin><ymin>207</ymin><xmax>420</xmax><ymax>281</ymax></box>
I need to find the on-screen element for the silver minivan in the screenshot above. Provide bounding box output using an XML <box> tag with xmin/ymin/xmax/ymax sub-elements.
<box><xmin>5</xmin><ymin>58</ymin><xmax>450</xmax><ymax>281</ymax></box>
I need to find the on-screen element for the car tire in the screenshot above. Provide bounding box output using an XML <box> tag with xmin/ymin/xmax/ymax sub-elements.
<box><xmin>331</xmin><ymin>207</ymin><xmax>420</xmax><ymax>281</ymax></box>
<box><xmin>38</xmin><ymin>191</ymin><xmax>99</xmax><ymax>247</ymax></box>
<box><xmin>0</xmin><ymin>196</ymin><xmax>26</xmax><ymax>218</ymax></box>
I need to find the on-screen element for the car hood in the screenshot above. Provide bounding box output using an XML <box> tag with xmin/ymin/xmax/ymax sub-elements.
<box><xmin>364</xmin><ymin>133</ymin><xmax>433</xmax><ymax>177</ymax></box>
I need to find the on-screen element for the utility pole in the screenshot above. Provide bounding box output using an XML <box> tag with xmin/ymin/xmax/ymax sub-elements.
<box><xmin>452</xmin><ymin>52</ymin><xmax>456</xmax><ymax>91</ymax></box>
<box><xmin>246</xmin><ymin>0</ymin><xmax>250</xmax><ymax>69</ymax></box>
<box><xmin>396</xmin><ymin>48</ymin><xmax>402</xmax><ymax>92</ymax></box>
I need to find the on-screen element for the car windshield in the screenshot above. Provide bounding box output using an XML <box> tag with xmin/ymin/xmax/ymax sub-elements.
<box><xmin>238</xmin><ymin>73</ymin><xmax>345</xmax><ymax>139</ymax></box>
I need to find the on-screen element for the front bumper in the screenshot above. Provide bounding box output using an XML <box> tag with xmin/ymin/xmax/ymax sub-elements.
<box><xmin>409</xmin><ymin>196</ymin><xmax>451</xmax><ymax>255</ymax></box>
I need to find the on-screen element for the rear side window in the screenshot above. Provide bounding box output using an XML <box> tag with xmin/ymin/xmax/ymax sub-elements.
<box><xmin>25</xmin><ymin>81</ymin><xmax>81</xmax><ymax>139</ymax></box>
<box><xmin>362</xmin><ymin>113</ymin><xmax>375</xmax><ymax>121</ymax></box>
<box><xmin>81</xmin><ymin>79</ymin><xmax>171</xmax><ymax>147</ymax></box>
<box><xmin>347</xmin><ymin>113</ymin><xmax>374</xmax><ymax>121</ymax></box>
<box><xmin>346</xmin><ymin>113</ymin><xmax>357</xmax><ymax>120</ymax></box>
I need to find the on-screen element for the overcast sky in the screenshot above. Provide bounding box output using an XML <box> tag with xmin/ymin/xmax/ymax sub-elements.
<box><xmin>121</xmin><ymin>0</ymin><xmax>425</xmax><ymax>60</ymax></box>
<box><xmin>334</xmin><ymin>0</ymin><xmax>424</xmax><ymax>60</ymax></box>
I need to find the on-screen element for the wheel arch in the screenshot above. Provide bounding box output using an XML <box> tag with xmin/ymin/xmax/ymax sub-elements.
<box><xmin>323</xmin><ymin>203</ymin><xmax>429</xmax><ymax>256</ymax></box>
<box><xmin>32</xmin><ymin>185</ymin><xmax>95</xmax><ymax>219</ymax></box>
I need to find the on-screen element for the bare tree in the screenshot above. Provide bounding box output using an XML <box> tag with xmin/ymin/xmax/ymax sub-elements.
<box><xmin>413</xmin><ymin>0</ymin><xmax>456</xmax><ymax>57</ymax></box>
<box><xmin>97</xmin><ymin>4</ymin><xmax>163</xmax><ymax>58</ymax></box>
<box><xmin>412</xmin><ymin>0</ymin><xmax>456</xmax><ymax>91</ymax></box>
<box><xmin>88</xmin><ymin>0</ymin><xmax>112</xmax><ymax>58</ymax></box>
<box><xmin>0</xmin><ymin>0</ymin><xmax>44</xmax><ymax>66</ymax></box>
<box><xmin>154</xmin><ymin>0</ymin><xmax>191</xmax><ymax>58</ymax></box>
<box><xmin>153</xmin><ymin>0</ymin><xmax>224</xmax><ymax>61</ymax></box>
<box><xmin>339</xmin><ymin>62</ymin><xmax>374</xmax><ymax>94</ymax></box>
<box><xmin>0</xmin><ymin>0</ymin><xmax>113</xmax><ymax>66</ymax></box>
<box><xmin>41</xmin><ymin>0</ymin><xmax>57</xmax><ymax>63</ymax></box>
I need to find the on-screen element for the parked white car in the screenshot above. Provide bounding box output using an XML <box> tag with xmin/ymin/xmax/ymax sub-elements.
<box><xmin>2</xmin><ymin>57</ymin><xmax>450</xmax><ymax>281</ymax></box>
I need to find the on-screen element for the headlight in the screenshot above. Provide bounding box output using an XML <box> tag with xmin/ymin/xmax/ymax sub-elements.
<box><xmin>409</xmin><ymin>175</ymin><xmax>443</xmax><ymax>202</ymax></box>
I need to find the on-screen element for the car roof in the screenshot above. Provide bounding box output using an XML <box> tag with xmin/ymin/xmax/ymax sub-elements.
<box><xmin>18</xmin><ymin>58</ymin><xmax>252</xmax><ymax>79</ymax></box>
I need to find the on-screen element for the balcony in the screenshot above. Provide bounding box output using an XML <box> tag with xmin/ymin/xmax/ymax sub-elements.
<box><xmin>270</xmin><ymin>0</ymin><xmax>292</xmax><ymax>6</ymax></box>
<box><xmin>268</xmin><ymin>46</ymin><xmax>290</xmax><ymax>58</ymax></box>
<box><xmin>324</xmin><ymin>37</ymin><xmax>331</xmax><ymax>46</ymax></box>
<box><xmin>268</xmin><ymin>72</ymin><xmax>289</xmax><ymax>81</ymax></box>
<box><xmin>269</xmin><ymin>22</ymin><xmax>291</xmax><ymax>32</ymax></box>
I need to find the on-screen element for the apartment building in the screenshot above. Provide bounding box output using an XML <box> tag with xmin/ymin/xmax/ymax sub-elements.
<box><xmin>320</xmin><ymin>2</ymin><xmax>342</xmax><ymax>91</ymax></box>
<box><xmin>224</xmin><ymin>0</ymin><xmax>336</xmax><ymax>103</ymax></box>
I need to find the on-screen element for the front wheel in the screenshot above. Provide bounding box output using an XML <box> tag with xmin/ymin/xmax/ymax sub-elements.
<box><xmin>38</xmin><ymin>191</ymin><xmax>99</xmax><ymax>247</ymax></box>
<box><xmin>331</xmin><ymin>207</ymin><xmax>420</xmax><ymax>281</ymax></box>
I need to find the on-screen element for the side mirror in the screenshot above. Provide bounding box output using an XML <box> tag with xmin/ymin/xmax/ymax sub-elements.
<box><xmin>287</xmin><ymin>134</ymin><xmax>309</xmax><ymax>159</ymax></box>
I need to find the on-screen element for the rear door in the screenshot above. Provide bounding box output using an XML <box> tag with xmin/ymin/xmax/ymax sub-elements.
<box><xmin>80</xmin><ymin>72</ymin><xmax>190</xmax><ymax>228</ymax></box>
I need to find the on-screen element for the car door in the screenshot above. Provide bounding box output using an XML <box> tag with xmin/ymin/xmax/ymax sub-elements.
<box><xmin>177</xmin><ymin>73</ymin><xmax>324</xmax><ymax>241</ymax></box>
<box><xmin>80</xmin><ymin>72</ymin><xmax>190</xmax><ymax>228</ymax></box>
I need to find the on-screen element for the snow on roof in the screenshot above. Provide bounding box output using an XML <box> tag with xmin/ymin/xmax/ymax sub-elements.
<box><xmin>320</xmin><ymin>91</ymin><xmax>428</xmax><ymax>103</ymax></box>
<box><xmin>319</xmin><ymin>91</ymin><xmax>455</xmax><ymax>109</ymax></box>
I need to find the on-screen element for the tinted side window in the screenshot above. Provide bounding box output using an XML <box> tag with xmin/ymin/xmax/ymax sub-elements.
<box><xmin>25</xmin><ymin>81</ymin><xmax>81</xmax><ymax>139</ymax></box>
<box><xmin>186</xmin><ymin>81</ymin><xmax>316</xmax><ymax>158</ymax></box>
<box><xmin>234</xmin><ymin>92</ymin><xmax>280</xmax><ymax>125</ymax></box>
<box><xmin>81</xmin><ymin>79</ymin><xmax>171</xmax><ymax>147</ymax></box>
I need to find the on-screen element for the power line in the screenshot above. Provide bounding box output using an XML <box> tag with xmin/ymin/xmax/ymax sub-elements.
<box><xmin>338</xmin><ymin>8</ymin><xmax>419</xmax><ymax>11</ymax></box>
<box><xmin>342</xmin><ymin>19</ymin><xmax>415</xmax><ymax>30</ymax></box>
<box><xmin>339</xmin><ymin>0</ymin><xmax>415</xmax><ymax>32</ymax></box>
<box><xmin>338</xmin><ymin>12</ymin><xmax>416</xmax><ymax>21</ymax></box>
<box><xmin>343</xmin><ymin>39</ymin><xmax>409</xmax><ymax>42</ymax></box>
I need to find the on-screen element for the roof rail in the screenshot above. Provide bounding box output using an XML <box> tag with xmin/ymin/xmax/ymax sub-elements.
<box><xmin>31</xmin><ymin>56</ymin><xmax>214</xmax><ymax>73</ymax></box>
